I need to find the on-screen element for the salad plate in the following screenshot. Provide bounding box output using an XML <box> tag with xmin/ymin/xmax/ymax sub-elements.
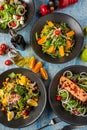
<box><xmin>30</xmin><ymin>12</ymin><xmax>84</xmax><ymax>64</ymax></box>
<box><xmin>0</xmin><ymin>68</ymin><xmax>47</xmax><ymax>128</ymax></box>
<box><xmin>49</xmin><ymin>65</ymin><xmax>87</xmax><ymax>126</ymax></box>
<box><xmin>0</xmin><ymin>0</ymin><xmax>35</xmax><ymax>33</ymax></box>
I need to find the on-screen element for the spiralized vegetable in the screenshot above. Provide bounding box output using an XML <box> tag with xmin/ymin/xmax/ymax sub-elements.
<box><xmin>63</xmin><ymin>70</ymin><xmax>73</xmax><ymax>78</ymax></box>
<box><xmin>0</xmin><ymin>72</ymin><xmax>40</xmax><ymax>121</ymax></box>
<box><xmin>57</xmin><ymin>70</ymin><xmax>87</xmax><ymax>116</ymax></box>
<box><xmin>58</xmin><ymin>88</ymin><xmax>70</xmax><ymax>103</ymax></box>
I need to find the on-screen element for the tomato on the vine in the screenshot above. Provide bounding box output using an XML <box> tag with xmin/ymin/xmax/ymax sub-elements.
<box><xmin>0</xmin><ymin>43</ymin><xmax>7</xmax><ymax>51</ymax></box>
<box><xmin>5</xmin><ymin>60</ymin><xmax>12</xmax><ymax>66</ymax></box>
<box><xmin>39</xmin><ymin>4</ymin><xmax>50</xmax><ymax>16</ymax></box>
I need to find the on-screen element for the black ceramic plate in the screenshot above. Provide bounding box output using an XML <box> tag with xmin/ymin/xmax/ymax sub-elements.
<box><xmin>49</xmin><ymin>65</ymin><xmax>87</xmax><ymax>126</ymax></box>
<box><xmin>30</xmin><ymin>12</ymin><xmax>84</xmax><ymax>64</ymax></box>
<box><xmin>0</xmin><ymin>68</ymin><xmax>47</xmax><ymax>128</ymax></box>
<box><xmin>0</xmin><ymin>0</ymin><xmax>35</xmax><ymax>33</ymax></box>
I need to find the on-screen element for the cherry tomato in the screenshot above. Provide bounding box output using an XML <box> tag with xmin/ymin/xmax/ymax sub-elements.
<box><xmin>39</xmin><ymin>4</ymin><xmax>50</xmax><ymax>16</ymax></box>
<box><xmin>9</xmin><ymin>21</ymin><xmax>16</xmax><ymax>27</ymax></box>
<box><xmin>0</xmin><ymin>6</ymin><xmax>4</xmax><ymax>10</ymax></box>
<box><xmin>17</xmin><ymin>15</ymin><xmax>21</xmax><ymax>20</ymax></box>
<box><xmin>23</xmin><ymin>3</ymin><xmax>27</xmax><ymax>8</ymax></box>
<box><xmin>38</xmin><ymin>38</ymin><xmax>41</xmax><ymax>41</ymax></box>
<box><xmin>0</xmin><ymin>49</ymin><xmax>4</xmax><ymax>55</ymax></box>
<box><xmin>0</xmin><ymin>43</ymin><xmax>7</xmax><ymax>51</ymax></box>
<box><xmin>23</xmin><ymin>110</ymin><xmax>29</xmax><ymax>117</ymax></box>
<box><xmin>5</xmin><ymin>60</ymin><xmax>12</xmax><ymax>66</ymax></box>
<box><xmin>55</xmin><ymin>30</ymin><xmax>61</xmax><ymax>35</ymax></box>
<box><xmin>56</xmin><ymin>95</ymin><xmax>62</xmax><ymax>101</ymax></box>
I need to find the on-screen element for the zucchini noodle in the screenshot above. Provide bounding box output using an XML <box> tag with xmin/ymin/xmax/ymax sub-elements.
<box><xmin>63</xmin><ymin>70</ymin><xmax>73</xmax><ymax>78</ymax></box>
<box><xmin>78</xmin><ymin>78</ymin><xmax>87</xmax><ymax>88</ymax></box>
<box><xmin>80</xmin><ymin>72</ymin><xmax>87</xmax><ymax>77</ymax></box>
<box><xmin>62</xmin><ymin>102</ymin><xmax>73</xmax><ymax>112</ymax></box>
<box><xmin>58</xmin><ymin>88</ymin><xmax>70</xmax><ymax>103</ymax></box>
<box><xmin>57</xmin><ymin>70</ymin><xmax>87</xmax><ymax>117</ymax></box>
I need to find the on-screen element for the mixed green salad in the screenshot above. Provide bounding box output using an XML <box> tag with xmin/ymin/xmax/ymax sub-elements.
<box><xmin>0</xmin><ymin>0</ymin><xmax>28</xmax><ymax>29</ymax></box>
<box><xmin>0</xmin><ymin>72</ymin><xmax>40</xmax><ymax>121</ymax></box>
<box><xmin>35</xmin><ymin>21</ymin><xmax>75</xmax><ymax>58</ymax></box>
<box><xmin>57</xmin><ymin>71</ymin><xmax>87</xmax><ymax>116</ymax></box>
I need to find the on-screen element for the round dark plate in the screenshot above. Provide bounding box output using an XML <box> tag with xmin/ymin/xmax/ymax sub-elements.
<box><xmin>30</xmin><ymin>12</ymin><xmax>84</xmax><ymax>64</ymax></box>
<box><xmin>0</xmin><ymin>0</ymin><xmax>35</xmax><ymax>33</ymax></box>
<box><xmin>49</xmin><ymin>65</ymin><xmax>87</xmax><ymax>126</ymax></box>
<box><xmin>0</xmin><ymin>68</ymin><xmax>47</xmax><ymax>128</ymax></box>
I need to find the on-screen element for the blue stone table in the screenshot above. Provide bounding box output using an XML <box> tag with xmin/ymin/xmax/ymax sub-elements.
<box><xmin>0</xmin><ymin>0</ymin><xmax>87</xmax><ymax>130</ymax></box>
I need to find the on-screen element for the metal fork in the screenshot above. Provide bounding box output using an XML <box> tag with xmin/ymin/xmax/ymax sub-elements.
<box><xmin>37</xmin><ymin>117</ymin><xmax>81</xmax><ymax>130</ymax></box>
<box><xmin>38</xmin><ymin>116</ymin><xmax>61</xmax><ymax>130</ymax></box>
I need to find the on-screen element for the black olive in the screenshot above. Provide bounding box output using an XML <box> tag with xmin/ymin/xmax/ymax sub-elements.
<box><xmin>8</xmin><ymin>103</ymin><xmax>14</xmax><ymax>111</ymax></box>
<box><xmin>47</xmin><ymin>0</ymin><xmax>55</xmax><ymax>11</ymax></box>
<box><xmin>0</xmin><ymin>103</ymin><xmax>2</xmax><ymax>109</ymax></box>
<box><xmin>10</xmin><ymin>89</ymin><xmax>16</xmax><ymax>94</ymax></box>
<box><xmin>47</xmin><ymin>0</ymin><xmax>59</xmax><ymax>10</ymax></box>
<box><xmin>54</xmin><ymin>0</ymin><xmax>59</xmax><ymax>9</ymax></box>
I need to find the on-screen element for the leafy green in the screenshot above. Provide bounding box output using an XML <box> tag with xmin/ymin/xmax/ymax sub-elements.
<box><xmin>17</xmin><ymin>98</ymin><xmax>26</xmax><ymax>107</ymax></box>
<box><xmin>8</xmin><ymin>72</ymin><xmax>16</xmax><ymax>79</ymax></box>
<box><xmin>68</xmin><ymin>100</ymin><xmax>78</xmax><ymax>108</ymax></box>
<box><xmin>14</xmin><ymin>85</ymin><xmax>28</xmax><ymax>96</ymax></box>
<box><xmin>60</xmin><ymin>92</ymin><xmax>67</xmax><ymax>100</ymax></box>
<box><xmin>0</xmin><ymin>0</ymin><xmax>27</xmax><ymax>29</ymax></box>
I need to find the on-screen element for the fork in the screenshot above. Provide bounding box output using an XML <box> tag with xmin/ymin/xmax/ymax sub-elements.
<box><xmin>38</xmin><ymin>117</ymin><xmax>81</xmax><ymax>130</ymax></box>
<box><xmin>38</xmin><ymin>116</ymin><xmax>61</xmax><ymax>130</ymax></box>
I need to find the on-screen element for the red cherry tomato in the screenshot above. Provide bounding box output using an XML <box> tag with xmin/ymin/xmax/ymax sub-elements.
<box><xmin>0</xmin><ymin>6</ymin><xmax>4</xmax><ymax>10</ymax></box>
<box><xmin>55</xmin><ymin>30</ymin><xmax>61</xmax><ymax>35</ymax></box>
<box><xmin>0</xmin><ymin>43</ymin><xmax>7</xmax><ymax>51</ymax></box>
<box><xmin>5</xmin><ymin>60</ymin><xmax>12</xmax><ymax>66</ymax></box>
<box><xmin>40</xmin><ymin>4</ymin><xmax>50</xmax><ymax>16</ymax></box>
<box><xmin>0</xmin><ymin>49</ymin><xmax>4</xmax><ymax>55</ymax></box>
<box><xmin>23</xmin><ymin>110</ymin><xmax>29</xmax><ymax>117</ymax></box>
<box><xmin>23</xmin><ymin>3</ymin><xmax>27</xmax><ymax>8</ymax></box>
<box><xmin>9</xmin><ymin>21</ymin><xmax>16</xmax><ymax>27</ymax></box>
<box><xmin>17</xmin><ymin>15</ymin><xmax>21</xmax><ymax>20</ymax></box>
<box><xmin>56</xmin><ymin>95</ymin><xmax>62</xmax><ymax>101</ymax></box>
